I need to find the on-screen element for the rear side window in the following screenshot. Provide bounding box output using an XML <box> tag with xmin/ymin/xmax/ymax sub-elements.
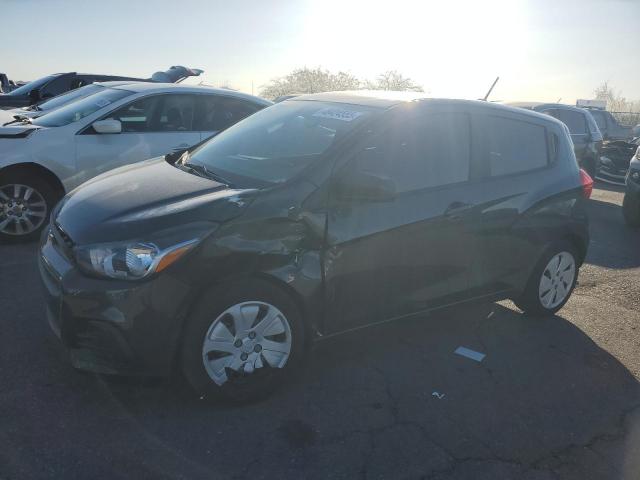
<box><xmin>195</xmin><ymin>96</ymin><xmax>261</xmax><ymax>132</ymax></box>
<box><xmin>485</xmin><ymin>116</ymin><xmax>548</xmax><ymax>176</ymax></box>
<box><xmin>544</xmin><ymin>109</ymin><xmax>587</xmax><ymax>134</ymax></box>
<box><xmin>349</xmin><ymin>112</ymin><xmax>471</xmax><ymax>193</ymax></box>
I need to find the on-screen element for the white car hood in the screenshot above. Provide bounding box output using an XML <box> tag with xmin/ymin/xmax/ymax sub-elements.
<box><xmin>0</xmin><ymin>109</ymin><xmax>17</xmax><ymax>125</ymax></box>
<box><xmin>0</xmin><ymin>125</ymin><xmax>42</xmax><ymax>138</ymax></box>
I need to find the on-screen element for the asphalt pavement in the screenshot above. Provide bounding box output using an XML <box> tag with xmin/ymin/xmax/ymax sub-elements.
<box><xmin>1</xmin><ymin>185</ymin><xmax>639</xmax><ymax>480</ymax></box>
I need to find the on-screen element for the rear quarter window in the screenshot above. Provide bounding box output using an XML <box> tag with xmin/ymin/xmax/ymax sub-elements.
<box><xmin>485</xmin><ymin>115</ymin><xmax>549</xmax><ymax>176</ymax></box>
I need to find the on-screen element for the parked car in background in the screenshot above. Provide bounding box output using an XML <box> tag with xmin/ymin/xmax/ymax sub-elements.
<box><xmin>585</xmin><ymin>108</ymin><xmax>634</xmax><ymax>141</ymax></box>
<box><xmin>0</xmin><ymin>66</ymin><xmax>203</xmax><ymax>110</ymax></box>
<box><xmin>623</xmin><ymin>146</ymin><xmax>640</xmax><ymax>227</ymax></box>
<box><xmin>0</xmin><ymin>83</ymin><xmax>271</xmax><ymax>241</ymax></box>
<box><xmin>508</xmin><ymin>102</ymin><xmax>602</xmax><ymax>177</ymax></box>
<box><xmin>39</xmin><ymin>92</ymin><xmax>591</xmax><ymax>402</ymax></box>
<box><xmin>0</xmin><ymin>73</ymin><xmax>22</xmax><ymax>94</ymax></box>
<box><xmin>598</xmin><ymin>140</ymin><xmax>638</xmax><ymax>185</ymax></box>
<box><xmin>2</xmin><ymin>81</ymin><xmax>137</xmax><ymax>122</ymax></box>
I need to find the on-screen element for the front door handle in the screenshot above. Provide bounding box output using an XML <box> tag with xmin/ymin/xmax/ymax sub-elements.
<box><xmin>444</xmin><ymin>201</ymin><xmax>474</xmax><ymax>220</ymax></box>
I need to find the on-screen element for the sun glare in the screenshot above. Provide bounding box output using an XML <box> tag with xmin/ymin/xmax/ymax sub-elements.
<box><xmin>298</xmin><ymin>0</ymin><xmax>528</xmax><ymax>99</ymax></box>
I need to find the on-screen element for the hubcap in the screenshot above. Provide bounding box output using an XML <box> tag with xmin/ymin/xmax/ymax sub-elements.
<box><xmin>538</xmin><ymin>251</ymin><xmax>576</xmax><ymax>309</ymax></box>
<box><xmin>0</xmin><ymin>184</ymin><xmax>47</xmax><ymax>236</ymax></box>
<box><xmin>201</xmin><ymin>301</ymin><xmax>292</xmax><ymax>386</ymax></box>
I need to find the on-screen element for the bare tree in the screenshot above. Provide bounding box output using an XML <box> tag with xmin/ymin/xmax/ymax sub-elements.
<box><xmin>594</xmin><ymin>81</ymin><xmax>639</xmax><ymax>112</ymax></box>
<box><xmin>260</xmin><ymin>67</ymin><xmax>360</xmax><ymax>99</ymax></box>
<box><xmin>365</xmin><ymin>70</ymin><xmax>423</xmax><ymax>92</ymax></box>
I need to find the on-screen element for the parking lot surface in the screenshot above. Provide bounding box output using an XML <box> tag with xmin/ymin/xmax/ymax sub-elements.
<box><xmin>1</xmin><ymin>185</ymin><xmax>639</xmax><ymax>480</ymax></box>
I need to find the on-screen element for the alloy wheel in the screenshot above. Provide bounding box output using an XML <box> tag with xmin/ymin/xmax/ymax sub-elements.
<box><xmin>538</xmin><ymin>251</ymin><xmax>576</xmax><ymax>309</ymax></box>
<box><xmin>0</xmin><ymin>184</ymin><xmax>48</xmax><ymax>236</ymax></box>
<box><xmin>202</xmin><ymin>301</ymin><xmax>292</xmax><ymax>386</ymax></box>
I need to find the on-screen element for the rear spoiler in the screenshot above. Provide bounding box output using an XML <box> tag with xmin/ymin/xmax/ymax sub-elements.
<box><xmin>150</xmin><ymin>66</ymin><xmax>204</xmax><ymax>84</ymax></box>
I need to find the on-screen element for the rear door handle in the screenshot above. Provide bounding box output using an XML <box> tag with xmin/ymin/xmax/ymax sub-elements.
<box><xmin>444</xmin><ymin>201</ymin><xmax>474</xmax><ymax>220</ymax></box>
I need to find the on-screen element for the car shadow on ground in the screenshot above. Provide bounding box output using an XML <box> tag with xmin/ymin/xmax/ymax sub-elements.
<box><xmin>11</xmin><ymin>301</ymin><xmax>635</xmax><ymax>480</ymax></box>
<box><xmin>586</xmin><ymin>198</ymin><xmax>640</xmax><ymax>269</ymax></box>
<box><xmin>593</xmin><ymin>181</ymin><xmax>626</xmax><ymax>194</ymax></box>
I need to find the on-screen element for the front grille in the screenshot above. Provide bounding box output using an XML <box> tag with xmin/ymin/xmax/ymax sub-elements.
<box><xmin>54</xmin><ymin>222</ymin><xmax>74</xmax><ymax>249</ymax></box>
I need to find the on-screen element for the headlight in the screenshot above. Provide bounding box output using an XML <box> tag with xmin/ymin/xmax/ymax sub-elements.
<box><xmin>75</xmin><ymin>239</ymin><xmax>199</xmax><ymax>280</ymax></box>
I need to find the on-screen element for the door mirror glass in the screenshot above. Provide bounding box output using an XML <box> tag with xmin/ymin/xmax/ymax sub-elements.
<box><xmin>93</xmin><ymin>119</ymin><xmax>122</xmax><ymax>134</ymax></box>
<box><xmin>334</xmin><ymin>169</ymin><xmax>396</xmax><ymax>202</ymax></box>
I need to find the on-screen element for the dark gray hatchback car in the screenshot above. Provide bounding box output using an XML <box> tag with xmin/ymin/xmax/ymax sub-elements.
<box><xmin>40</xmin><ymin>92</ymin><xmax>592</xmax><ymax>402</ymax></box>
<box><xmin>509</xmin><ymin>102</ymin><xmax>603</xmax><ymax>178</ymax></box>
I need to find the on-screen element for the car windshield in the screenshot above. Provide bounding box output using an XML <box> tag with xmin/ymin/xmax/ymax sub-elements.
<box><xmin>32</xmin><ymin>88</ymin><xmax>134</xmax><ymax>127</ymax></box>
<box><xmin>34</xmin><ymin>83</ymin><xmax>105</xmax><ymax>112</ymax></box>
<box><xmin>7</xmin><ymin>74</ymin><xmax>60</xmax><ymax>96</ymax></box>
<box><xmin>188</xmin><ymin>100</ymin><xmax>378</xmax><ymax>184</ymax></box>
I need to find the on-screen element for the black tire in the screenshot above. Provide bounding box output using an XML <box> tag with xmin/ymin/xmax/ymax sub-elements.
<box><xmin>513</xmin><ymin>241</ymin><xmax>579</xmax><ymax>316</ymax></box>
<box><xmin>181</xmin><ymin>279</ymin><xmax>306</xmax><ymax>403</ymax></box>
<box><xmin>622</xmin><ymin>194</ymin><xmax>640</xmax><ymax>228</ymax></box>
<box><xmin>0</xmin><ymin>170</ymin><xmax>60</xmax><ymax>243</ymax></box>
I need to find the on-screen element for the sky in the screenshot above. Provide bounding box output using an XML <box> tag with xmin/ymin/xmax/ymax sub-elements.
<box><xmin>1</xmin><ymin>0</ymin><xmax>639</xmax><ymax>103</ymax></box>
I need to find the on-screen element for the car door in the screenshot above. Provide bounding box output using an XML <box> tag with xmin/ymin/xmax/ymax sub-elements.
<box><xmin>75</xmin><ymin>93</ymin><xmax>200</xmax><ymax>184</ymax></box>
<box><xmin>324</xmin><ymin>108</ymin><xmax>480</xmax><ymax>333</ymax></box>
<box><xmin>470</xmin><ymin>110</ymin><xmax>553</xmax><ymax>293</ymax></box>
<box><xmin>194</xmin><ymin>94</ymin><xmax>262</xmax><ymax>142</ymax></box>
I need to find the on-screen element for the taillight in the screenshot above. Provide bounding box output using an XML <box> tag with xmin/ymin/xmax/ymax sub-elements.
<box><xmin>580</xmin><ymin>168</ymin><xmax>593</xmax><ymax>199</ymax></box>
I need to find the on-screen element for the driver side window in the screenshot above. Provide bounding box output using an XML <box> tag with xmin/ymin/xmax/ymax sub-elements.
<box><xmin>107</xmin><ymin>96</ymin><xmax>160</xmax><ymax>133</ymax></box>
<box><xmin>340</xmin><ymin>112</ymin><xmax>471</xmax><ymax>194</ymax></box>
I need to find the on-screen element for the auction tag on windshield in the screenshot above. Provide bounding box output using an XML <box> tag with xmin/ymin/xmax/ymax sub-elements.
<box><xmin>312</xmin><ymin>107</ymin><xmax>364</xmax><ymax>122</ymax></box>
<box><xmin>95</xmin><ymin>98</ymin><xmax>111</xmax><ymax>108</ymax></box>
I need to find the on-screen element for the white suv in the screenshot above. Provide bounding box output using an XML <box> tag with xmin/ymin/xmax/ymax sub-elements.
<box><xmin>0</xmin><ymin>83</ymin><xmax>271</xmax><ymax>241</ymax></box>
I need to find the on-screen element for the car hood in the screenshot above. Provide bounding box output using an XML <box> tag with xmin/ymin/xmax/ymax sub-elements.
<box><xmin>55</xmin><ymin>157</ymin><xmax>258</xmax><ymax>245</ymax></box>
<box><xmin>0</xmin><ymin>124</ymin><xmax>41</xmax><ymax>138</ymax></box>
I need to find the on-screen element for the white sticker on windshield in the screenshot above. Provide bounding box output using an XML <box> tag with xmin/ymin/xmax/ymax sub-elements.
<box><xmin>95</xmin><ymin>98</ymin><xmax>111</xmax><ymax>108</ymax></box>
<box><xmin>312</xmin><ymin>107</ymin><xmax>364</xmax><ymax>122</ymax></box>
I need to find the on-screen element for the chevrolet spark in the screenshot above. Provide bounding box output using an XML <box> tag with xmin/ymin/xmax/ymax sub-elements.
<box><xmin>39</xmin><ymin>92</ymin><xmax>591</xmax><ymax>402</ymax></box>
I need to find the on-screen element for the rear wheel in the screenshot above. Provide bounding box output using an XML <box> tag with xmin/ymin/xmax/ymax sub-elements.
<box><xmin>622</xmin><ymin>193</ymin><xmax>640</xmax><ymax>228</ymax></box>
<box><xmin>181</xmin><ymin>280</ymin><xmax>306</xmax><ymax>403</ymax></box>
<box><xmin>0</xmin><ymin>172</ymin><xmax>58</xmax><ymax>243</ymax></box>
<box><xmin>514</xmin><ymin>242</ymin><xmax>579</xmax><ymax>316</ymax></box>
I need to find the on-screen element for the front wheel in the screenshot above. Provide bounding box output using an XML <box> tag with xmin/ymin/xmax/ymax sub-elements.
<box><xmin>514</xmin><ymin>242</ymin><xmax>579</xmax><ymax>316</ymax></box>
<box><xmin>181</xmin><ymin>280</ymin><xmax>306</xmax><ymax>403</ymax></box>
<box><xmin>622</xmin><ymin>193</ymin><xmax>640</xmax><ymax>228</ymax></box>
<box><xmin>0</xmin><ymin>172</ymin><xmax>58</xmax><ymax>243</ymax></box>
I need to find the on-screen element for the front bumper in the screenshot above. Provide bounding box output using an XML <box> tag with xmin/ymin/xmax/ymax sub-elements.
<box><xmin>597</xmin><ymin>158</ymin><xmax>628</xmax><ymax>185</ymax></box>
<box><xmin>38</xmin><ymin>227</ymin><xmax>191</xmax><ymax>376</ymax></box>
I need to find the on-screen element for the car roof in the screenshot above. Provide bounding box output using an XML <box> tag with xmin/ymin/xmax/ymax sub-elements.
<box><xmin>290</xmin><ymin>90</ymin><xmax>430</xmax><ymax>108</ymax></box>
<box><xmin>111</xmin><ymin>82</ymin><xmax>272</xmax><ymax>105</ymax></box>
<box><xmin>507</xmin><ymin>102</ymin><xmax>588</xmax><ymax>114</ymax></box>
<box><xmin>288</xmin><ymin>93</ymin><xmax>563</xmax><ymax>125</ymax></box>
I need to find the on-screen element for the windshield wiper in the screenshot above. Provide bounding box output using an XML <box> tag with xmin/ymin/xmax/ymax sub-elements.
<box><xmin>3</xmin><ymin>115</ymin><xmax>32</xmax><ymax>126</ymax></box>
<box><xmin>176</xmin><ymin>152</ymin><xmax>234</xmax><ymax>187</ymax></box>
<box><xmin>184</xmin><ymin>162</ymin><xmax>235</xmax><ymax>187</ymax></box>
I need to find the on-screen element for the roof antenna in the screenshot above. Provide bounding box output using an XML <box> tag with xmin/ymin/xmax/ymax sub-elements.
<box><xmin>483</xmin><ymin>76</ymin><xmax>500</xmax><ymax>101</ymax></box>
<box><xmin>556</xmin><ymin>97</ymin><xmax>562</xmax><ymax>103</ymax></box>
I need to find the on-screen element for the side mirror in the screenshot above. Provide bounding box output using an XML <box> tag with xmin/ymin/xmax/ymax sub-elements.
<box><xmin>93</xmin><ymin>119</ymin><xmax>122</xmax><ymax>134</ymax></box>
<box><xmin>333</xmin><ymin>170</ymin><xmax>396</xmax><ymax>203</ymax></box>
